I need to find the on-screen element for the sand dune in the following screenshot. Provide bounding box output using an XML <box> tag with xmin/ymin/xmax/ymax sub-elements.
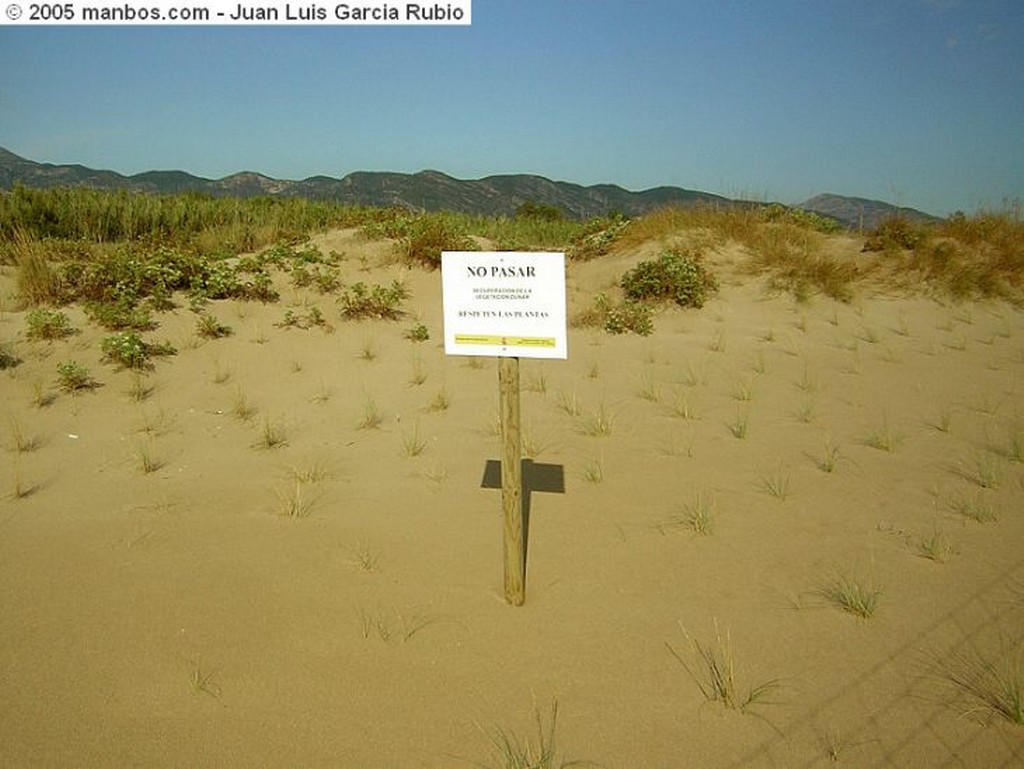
<box><xmin>2</xmin><ymin>228</ymin><xmax>1023</xmax><ymax>767</ymax></box>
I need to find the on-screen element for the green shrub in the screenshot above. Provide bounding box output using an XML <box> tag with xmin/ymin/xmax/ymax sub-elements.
<box><xmin>515</xmin><ymin>200</ymin><xmax>566</xmax><ymax>222</ymax></box>
<box><xmin>863</xmin><ymin>216</ymin><xmax>926</xmax><ymax>252</ymax></box>
<box><xmin>339</xmin><ymin>281</ymin><xmax>409</xmax><ymax>320</ymax></box>
<box><xmin>404</xmin><ymin>323</ymin><xmax>430</xmax><ymax>342</ymax></box>
<box><xmin>276</xmin><ymin>306</ymin><xmax>327</xmax><ymax>330</ymax></box>
<box><xmin>85</xmin><ymin>299</ymin><xmax>156</xmax><ymax>331</ymax></box>
<box><xmin>577</xmin><ymin>293</ymin><xmax>654</xmax><ymax>336</ymax></box>
<box><xmin>100</xmin><ymin>331</ymin><xmax>176</xmax><ymax>370</ymax></box>
<box><xmin>566</xmin><ymin>214</ymin><xmax>630</xmax><ymax>261</ymax></box>
<box><xmin>400</xmin><ymin>215</ymin><xmax>476</xmax><ymax>269</ymax></box>
<box><xmin>56</xmin><ymin>360</ymin><xmax>97</xmax><ymax>392</ymax></box>
<box><xmin>25</xmin><ymin>308</ymin><xmax>76</xmax><ymax>340</ymax></box>
<box><xmin>621</xmin><ymin>248</ymin><xmax>718</xmax><ymax>308</ymax></box>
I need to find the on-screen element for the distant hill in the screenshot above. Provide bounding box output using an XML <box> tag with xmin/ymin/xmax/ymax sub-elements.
<box><xmin>797</xmin><ymin>193</ymin><xmax>942</xmax><ymax>232</ymax></box>
<box><xmin>0</xmin><ymin>146</ymin><xmax>938</xmax><ymax>228</ymax></box>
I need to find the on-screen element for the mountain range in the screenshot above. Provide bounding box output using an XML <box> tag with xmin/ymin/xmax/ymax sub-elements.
<box><xmin>0</xmin><ymin>147</ymin><xmax>940</xmax><ymax>231</ymax></box>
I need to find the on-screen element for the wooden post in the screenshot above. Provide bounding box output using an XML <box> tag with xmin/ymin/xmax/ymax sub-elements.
<box><xmin>499</xmin><ymin>356</ymin><xmax>525</xmax><ymax>605</ymax></box>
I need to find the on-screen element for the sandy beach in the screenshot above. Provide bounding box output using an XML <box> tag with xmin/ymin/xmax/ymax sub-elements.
<box><xmin>2</xmin><ymin>227</ymin><xmax>1023</xmax><ymax>767</ymax></box>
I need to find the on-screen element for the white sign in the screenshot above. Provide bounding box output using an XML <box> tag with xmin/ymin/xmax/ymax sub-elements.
<box><xmin>441</xmin><ymin>251</ymin><xmax>567</xmax><ymax>359</ymax></box>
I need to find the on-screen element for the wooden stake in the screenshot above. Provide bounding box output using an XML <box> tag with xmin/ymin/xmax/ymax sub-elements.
<box><xmin>499</xmin><ymin>356</ymin><xmax>524</xmax><ymax>605</ymax></box>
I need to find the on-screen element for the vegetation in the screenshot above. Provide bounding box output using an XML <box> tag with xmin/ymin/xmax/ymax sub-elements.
<box><xmin>100</xmin><ymin>331</ymin><xmax>176</xmax><ymax>370</ymax></box>
<box><xmin>4</xmin><ymin>189</ymin><xmax>1023</xmax><ymax>352</ymax></box>
<box><xmin>620</xmin><ymin>247</ymin><xmax>718</xmax><ymax>308</ymax></box>
<box><xmin>25</xmin><ymin>308</ymin><xmax>75</xmax><ymax>340</ymax></box>
<box><xmin>55</xmin><ymin>360</ymin><xmax>98</xmax><ymax>392</ymax></box>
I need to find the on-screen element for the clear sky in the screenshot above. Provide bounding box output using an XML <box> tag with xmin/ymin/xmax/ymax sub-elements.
<box><xmin>2</xmin><ymin>0</ymin><xmax>1022</xmax><ymax>216</ymax></box>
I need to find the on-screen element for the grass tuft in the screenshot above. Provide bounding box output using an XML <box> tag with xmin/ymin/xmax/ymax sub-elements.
<box><xmin>667</xmin><ymin>620</ymin><xmax>783</xmax><ymax>714</ymax></box>
<box><xmin>941</xmin><ymin>642</ymin><xmax>1024</xmax><ymax>725</ymax></box>
<box><xmin>819</xmin><ymin>573</ymin><xmax>882</xmax><ymax>619</ymax></box>
<box><xmin>477</xmin><ymin>701</ymin><xmax>588</xmax><ymax>769</ymax></box>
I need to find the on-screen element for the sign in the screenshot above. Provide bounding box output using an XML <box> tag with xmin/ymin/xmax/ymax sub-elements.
<box><xmin>441</xmin><ymin>251</ymin><xmax>567</xmax><ymax>359</ymax></box>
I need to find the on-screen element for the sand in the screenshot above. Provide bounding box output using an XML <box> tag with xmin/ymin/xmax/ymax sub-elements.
<box><xmin>1</xmin><ymin>228</ymin><xmax>1023</xmax><ymax>767</ymax></box>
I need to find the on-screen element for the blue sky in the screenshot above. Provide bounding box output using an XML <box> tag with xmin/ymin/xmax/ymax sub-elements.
<box><xmin>1</xmin><ymin>0</ymin><xmax>1022</xmax><ymax>216</ymax></box>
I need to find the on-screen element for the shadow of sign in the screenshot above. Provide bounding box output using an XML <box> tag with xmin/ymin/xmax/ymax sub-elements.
<box><xmin>480</xmin><ymin>458</ymin><xmax>565</xmax><ymax>581</ymax></box>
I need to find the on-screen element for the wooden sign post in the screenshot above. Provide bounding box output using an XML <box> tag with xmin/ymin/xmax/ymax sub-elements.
<box><xmin>441</xmin><ymin>251</ymin><xmax>567</xmax><ymax>605</ymax></box>
<box><xmin>498</xmin><ymin>356</ymin><xmax>525</xmax><ymax>605</ymax></box>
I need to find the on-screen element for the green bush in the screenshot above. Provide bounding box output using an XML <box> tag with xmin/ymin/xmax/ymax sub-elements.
<box><xmin>577</xmin><ymin>293</ymin><xmax>654</xmax><ymax>336</ymax></box>
<box><xmin>56</xmin><ymin>360</ymin><xmax>97</xmax><ymax>392</ymax></box>
<box><xmin>404</xmin><ymin>323</ymin><xmax>430</xmax><ymax>342</ymax></box>
<box><xmin>566</xmin><ymin>215</ymin><xmax>630</xmax><ymax>261</ymax></box>
<box><xmin>25</xmin><ymin>308</ymin><xmax>76</xmax><ymax>340</ymax></box>
<box><xmin>339</xmin><ymin>281</ymin><xmax>409</xmax><ymax>320</ymax></box>
<box><xmin>85</xmin><ymin>299</ymin><xmax>155</xmax><ymax>331</ymax></box>
<box><xmin>400</xmin><ymin>215</ymin><xmax>476</xmax><ymax>269</ymax></box>
<box><xmin>620</xmin><ymin>248</ymin><xmax>718</xmax><ymax>308</ymax></box>
<box><xmin>100</xmin><ymin>331</ymin><xmax>176</xmax><ymax>370</ymax></box>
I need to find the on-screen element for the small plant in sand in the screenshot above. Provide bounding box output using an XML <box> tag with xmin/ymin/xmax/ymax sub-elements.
<box><xmin>408</xmin><ymin>356</ymin><xmax>428</xmax><ymax>386</ymax></box>
<box><xmin>188</xmin><ymin>660</ymin><xmax>221</xmax><ymax>698</ymax></box>
<box><xmin>730</xmin><ymin>378</ymin><xmax>753</xmax><ymax>402</ymax></box>
<box><xmin>581</xmin><ymin>457</ymin><xmax>604</xmax><ymax>484</ymax></box>
<box><xmin>358</xmin><ymin>395</ymin><xmax>383</xmax><ymax>430</ymax></box>
<box><xmin>339</xmin><ymin>280</ymin><xmax>409</xmax><ymax>320</ymax></box>
<box><xmin>136</xmin><ymin>439</ymin><xmax>162</xmax><ymax>474</ymax></box>
<box><xmin>1003</xmin><ymin>424</ymin><xmax>1024</xmax><ymax>463</ymax></box>
<box><xmin>666</xmin><ymin>620</ymin><xmax>783</xmax><ymax>714</ymax></box>
<box><xmin>793</xmin><ymin>396</ymin><xmax>816</xmax><ymax>424</ymax></box>
<box><xmin>576</xmin><ymin>293</ymin><xmax>653</xmax><ymax>336</ymax></box>
<box><xmin>760</xmin><ymin>465</ymin><xmax>791</xmax><ymax>500</ymax></box>
<box><xmin>25</xmin><ymin>308</ymin><xmax>76</xmax><ymax>340</ymax></box>
<box><xmin>30</xmin><ymin>379</ymin><xmax>55</xmax><ymax>408</ymax></box>
<box><xmin>556</xmin><ymin>389</ymin><xmax>582</xmax><ymax>417</ymax></box>
<box><xmin>127</xmin><ymin>371</ymin><xmax>154</xmax><ymax>402</ymax></box>
<box><xmin>101</xmin><ymin>331</ymin><xmax>176</xmax><ymax>371</ymax></box>
<box><xmin>7</xmin><ymin>416</ymin><xmax>38</xmax><ymax>453</ymax></box>
<box><xmin>231</xmin><ymin>387</ymin><xmax>256</xmax><ymax>421</ymax></box>
<box><xmin>477</xmin><ymin>701</ymin><xmax>586</xmax><ymax>769</ymax></box>
<box><xmin>580</xmin><ymin>403</ymin><xmax>614</xmax><ymax>437</ymax></box>
<box><xmin>940</xmin><ymin>641</ymin><xmax>1024</xmax><ymax>726</ymax></box>
<box><xmin>658</xmin><ymin>489</ymin><xmax>715</xmax><ymax>535</ymax></box>
<box><xmin>819</xmin><ymin>573</ymin><xmax>882</xmax><ymax>619</ymax></box>
<box><xmin>402</xmin><ymin>421</ymin><xmax>428</xmax><ymax>457</ymax></box>
<box><xmin>404</xmin><ymin>322</ymin><xmax>430</xmax><ymax>342</ymax></box>
<box><xmin>56</xmin><ymin>360</ymin><xmax>98</xmax><ymax>393</ymax></box>
<box><xmin>918</xmin><ymin>528</ymin><xmax>957</xmax><ymax>563</ymax></box>
<box><xmin>950</xmin><ymin>492</ymin><xmax>999</xmax><ymax>524</ymax></box>
<box><xmin>671</xmin><ymin>390</ymin><xmax>697</xmax><ymax>420</ymax></box>
<box><xmin>356</xmin><ymin>607</ymin><xmax>434</xmax><ymax>643</ymax></box>
<box><xmin>195</xmin><ymin>313</ymin><xmax>232</xmax><ymax>339</ymax></box>
<box><xmin>255</xmin><ymin>417</ymin><xmax>287</xmax><ymax>449</ymax></box>
<box><xmin>727</xmin><ymin>409</ymin><xmax>749</xmax><ymax>439</ymax></box>
<box><xmin>818</xmin><ymin>440</ymin><xmax>842</xmax><ymax>473</ymax></box>
<box><xmin>962</xmin><ymin>451</ymin><xmax>1002</xmax><ymax>489</ymax></box>
<box><xmin>525</xmin><ymin>371</ymin><xmax>548</xmax><ymax>395</ymax></box>
<box><xmin>9</xmin><ymin>458</ymin><xmax>37</xmax><ymax>500</ymax></box>
<box><xmin>358</xmin><ymin>337</ymin><xmax>378</xmax><ymax>361</ymax></box>
<box><xmin>864</xmin><ymin>415</ymin><xmax>900</xmax><ymax>453</ymax></box>
<box><xmin>348</xmin><ymin>543</ymin><xmax>380</xmax><ymax>573</ymax></box>
<box><xmin>276</xmin><ymin>478</ymin><xmax>315</xmax><ymax>518</ymax></box>
<box><xmin>428</xmin><ymin>386</ymin><xmax>450</xmax><ymax>413</ymax></box>
<box><xmin>277</xmin><ymin>306</ymin><xmax>328</xmax><ymax>331</ymax></box>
